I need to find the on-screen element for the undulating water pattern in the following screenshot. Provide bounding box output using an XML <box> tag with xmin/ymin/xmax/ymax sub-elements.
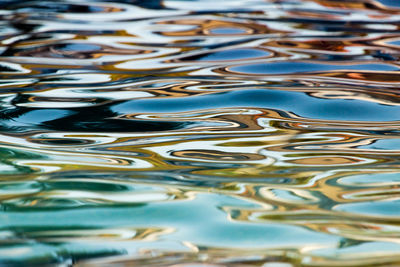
<box><xmin>1</xmin><ymin>0</ymin><xmax>400</xmax><ymax>266</ymax></box>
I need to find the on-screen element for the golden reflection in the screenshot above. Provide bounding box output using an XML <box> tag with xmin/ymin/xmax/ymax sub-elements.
<box><xmin>287</xmin><ymin>156</ymin><xmax>363</xmax><ymax>166</ymax></box>
<box><xmin>26</xmin><ymin>227</ymin><xmax>174</xmax><ymax>242</ymax></box>
<box><xmin>171</xmin><ymin>149</ymin><xmax>265</xmax><ymax>161</ymax></box>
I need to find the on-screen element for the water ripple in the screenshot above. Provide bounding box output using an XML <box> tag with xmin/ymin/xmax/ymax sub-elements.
<box><xmin>1</xmin><ymin>0</ymin><xmax>400</xmax><ymax>266</ymax></box>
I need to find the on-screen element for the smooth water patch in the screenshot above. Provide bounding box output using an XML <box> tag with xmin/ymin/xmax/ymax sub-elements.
<box><xmin>182</xmin><ymin>48</ymin><xmax>271</xmax><ymax>61</ymax></box>
<box><xmin>339</xmin><ymin>173</ymin><xmax>400</xmax><ymax>186</ymax></box>
<box><xmin>230</xmin><ymin>62</ymin><xmax>400</xmax><ymax>75</ymax></box>
<box><xmin>334</xmin><ymin>200</ymin><xmax>400</xmax><ymax>217</ymax></box>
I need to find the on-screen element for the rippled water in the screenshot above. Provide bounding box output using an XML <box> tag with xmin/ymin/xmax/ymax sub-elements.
<box><xmin>1</xmin><ymin>0</ymin><xmax>400</xmax><ymax>266</ymax></box>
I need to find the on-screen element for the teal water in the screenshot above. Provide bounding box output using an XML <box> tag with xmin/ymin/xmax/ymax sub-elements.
<box><xmin>1</xmin><ymin>0</ymin><xmax>400</xmax><ymax>266</ymax></box>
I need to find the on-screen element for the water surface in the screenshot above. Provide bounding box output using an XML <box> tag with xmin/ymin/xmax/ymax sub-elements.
<box><xmin>1</xmin><ymin>0</ymin><xmax>400</xmax><ymax>266</ymax></box>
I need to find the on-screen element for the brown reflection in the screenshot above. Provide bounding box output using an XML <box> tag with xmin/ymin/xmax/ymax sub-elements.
<box><xmin>288</xmin><ymin>156</ymin><xmax>363</xmax><ymax>165</ymax></box>
<box><xmin>262</xmin><ymin>39</ymin><xmax>351</xmax><ymax>52</ymax></box>
<box><xmin>171</xmin><ymin>149</ymin><xmax>265</xmax><ymax>161</ymax></box>
<box><xmin>311</xmin><ymin>0</ymin><xmax>398</xmax><ymax>12</ymax></box>
<box><xmin>319</xmin><ymin>71</ymin><xmax>400</xmax><ymax>83</ymax></box>
<box><xmin>156</xmin><ymin>19</ymin><xmax>288</xmax><ymax>36</ymax></box>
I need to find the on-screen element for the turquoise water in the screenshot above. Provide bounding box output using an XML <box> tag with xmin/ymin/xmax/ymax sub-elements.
<box><xmin>1</xmin><ymin>0</ymin><xmax>400</xmax><ymax>266</ymax></box>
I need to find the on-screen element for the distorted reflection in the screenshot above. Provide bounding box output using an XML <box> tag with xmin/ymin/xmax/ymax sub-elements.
<box><xmin>0</xmin><ymin>0</ymin><xmax>400</xmax><ymax>266</ymax></box>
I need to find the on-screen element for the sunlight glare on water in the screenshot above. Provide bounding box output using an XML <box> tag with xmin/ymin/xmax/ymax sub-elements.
<box><xmin>0</xmin><ymin>0</ymin><xmax>400</xmax><ymax>266</ymax></box>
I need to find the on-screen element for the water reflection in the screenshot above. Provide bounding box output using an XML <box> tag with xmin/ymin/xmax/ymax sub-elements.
<box><xmin>1</xmin><ymin>0</ymin><xmax>400</xmax><ymax>266</ymax></box>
